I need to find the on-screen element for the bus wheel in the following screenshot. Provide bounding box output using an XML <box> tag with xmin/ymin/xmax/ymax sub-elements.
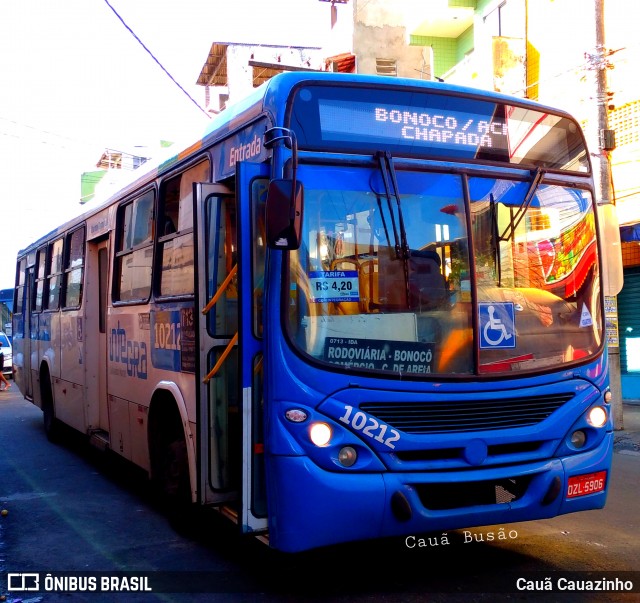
<box><xmin>149</xmin><ymin>404</ymin><xmax>191</xmax><ymax>515</ymax></box>
<box><xmin>159</xmin><ymin>437</ymin><xmax>190</xmax><ymax>501</ymax></box>
<box><xmin>41</xmin><ymin>371</ymin><xmax>62</xmax><ymax>442</ymax></box>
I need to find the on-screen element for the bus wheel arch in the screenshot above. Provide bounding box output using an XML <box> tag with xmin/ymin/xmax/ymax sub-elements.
<box><xmin>147</xmin><ymin>388</ymin><xmax>195</xmax><ymax>507</ymax></box>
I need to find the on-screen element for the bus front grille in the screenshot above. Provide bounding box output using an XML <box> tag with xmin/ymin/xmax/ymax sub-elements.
<box><xmin>414</xmin><ymin>476</ymin><xmax>533</xmax><ymax>510</ymax></box>
<box><xmin>360</xmin><ymin>394</ymin><xmax>573</xmax><ymax>434</ymax></box>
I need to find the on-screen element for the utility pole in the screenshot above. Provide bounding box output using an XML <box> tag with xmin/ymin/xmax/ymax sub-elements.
<box><xmin>591</xmin><ymin>0</ymin><xmax>624</xmax><ymax>429</ymax></box>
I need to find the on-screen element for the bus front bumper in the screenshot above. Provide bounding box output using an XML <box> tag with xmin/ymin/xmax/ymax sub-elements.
<box><xmin>266</xmin><ymin>432</ymin><xmax>613</xmax><ymax>553</ymax></box>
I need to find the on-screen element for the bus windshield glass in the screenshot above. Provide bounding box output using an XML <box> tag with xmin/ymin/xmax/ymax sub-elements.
<box><xmin>289</xmin><ymin>84</ymin><xmax>589</xmax><ymax>172</ymax></box>
<box><xmin>285</xmin><ymin>164</ymin><xmax>601</xmax><ymax>376</ymax></box>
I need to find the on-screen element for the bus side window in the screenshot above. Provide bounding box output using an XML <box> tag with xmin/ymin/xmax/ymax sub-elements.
<box><xmin>63</xmin><ymin>226</ymin><xmax>86</xmax><ymax>308</ymax></box>
<box><xmin>158</xmin><ymin>159</ymin><xmax>210</xmax><ymax>297</ymax></box>
<box><xmin>34</xmin><ymin>247</ymin><xmax>47</xmax><ymax>313</ymax></box>
<box><xmin>46</xmin><ymin>238</ymin><xmax>64</xmax><ymax>311</ymax></box>
<box><xmin>115</xmin><ymin>190</ymin><xmax>154</xmax><ymax>303</ymax></box>
<box><xmin>15</xmin><ymin>258</ymin><xmax>26</xmax><ymax>323</ymax></box>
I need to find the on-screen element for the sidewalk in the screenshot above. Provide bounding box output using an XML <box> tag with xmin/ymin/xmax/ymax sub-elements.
<box><xmin>614</xmin><ymin>402</ymin><xmax>640</xmax><ymax>455</ymax></box>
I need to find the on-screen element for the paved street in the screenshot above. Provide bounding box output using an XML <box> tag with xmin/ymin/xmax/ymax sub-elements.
<box><xmin>1</xmin><ymin>387</ymin><xmax>639</xmax><ymax>602</ymax></box>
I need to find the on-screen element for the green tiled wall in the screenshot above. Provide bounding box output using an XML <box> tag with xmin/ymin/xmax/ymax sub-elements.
<box><xmin>410</xmin><ymin>35</ymin><xmax>458</xmax><ymax>78</ymax></box>
<box><xmin>457</xmin><ymin>25</ymin><xmax>474</xmax><ymax>61</ymax></box>
<box><xmin>410</xmin><ymin>1</ymin><xmax>485</xmax><ymax>79</ymax></box>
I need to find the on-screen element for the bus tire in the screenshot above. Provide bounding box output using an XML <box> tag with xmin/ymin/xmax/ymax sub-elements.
<box><xmin>40</xmin><ymin>368</ymin><xmax>62</xmax><ymax>443</ymax></box>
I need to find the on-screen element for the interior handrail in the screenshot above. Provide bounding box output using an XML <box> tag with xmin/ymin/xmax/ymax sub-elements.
<box><xmin>202</xmin><ymin>264</ymin><xmax>238</xmax><ymax>315</ymax></box>
<box><xmin>203</xmin><ymin>332</ymin><xmax>238</xmax><ymax>383</ymax></box>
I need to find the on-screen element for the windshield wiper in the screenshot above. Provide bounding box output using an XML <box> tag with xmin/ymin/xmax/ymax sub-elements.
<box><xmin>489</xmin><ymin>193</ymin><xmax>502</xmax><ymax>286</ymax></box>
<box><xmin>499</xmin><ymin>167</ymin><xmax>545</xmax><ymax>242</ymax></box>
<box><xmin>376</xmin><ymin>151</ymin><xmax>410</xmax><ymax>260</ymax></box>
<box><xmin>376</xmin><ymin>151</ymin><xmax>411</xmax><ymax>306</ymax></box>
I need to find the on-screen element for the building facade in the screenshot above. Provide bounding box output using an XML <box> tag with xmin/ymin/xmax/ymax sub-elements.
<box><xmin>346</xmin><ymin>0</ymin><xmax>639</xmax><ymax>400</ymax></box>
<box><xmin>191</xmin><ymin>1</ymin><xmax>639</xmax><ymax>397</ymax></box>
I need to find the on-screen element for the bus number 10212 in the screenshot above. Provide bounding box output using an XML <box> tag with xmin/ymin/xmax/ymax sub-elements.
<box><xmin>338</xmin><ymin>405</ymin><xmax>401</xmax><ymax>449</ymax></box>
<box><xmin>154</xmin><ymin>321</ymin><xmax>180</xmax><ymax>351</ymax></box>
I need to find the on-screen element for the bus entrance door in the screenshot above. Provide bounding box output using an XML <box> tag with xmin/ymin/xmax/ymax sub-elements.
<box><xmin>236</xmin><ymin>162</ymin><xmax>269</xmax><ymax>535</ymax></box>
<box><xmin>85</xmin><ymin>238</ymin><xmax>110</xmax><ymax>441</ymax></box>
<box><xmin>23</xmin><ymin>267</ymin><xmax>35</xmax><ymax>399</ymax></box>
<box><xmin>195</xmin><ymin>171</ymin><xmax>268</xmax><ymax>536</ymax></box>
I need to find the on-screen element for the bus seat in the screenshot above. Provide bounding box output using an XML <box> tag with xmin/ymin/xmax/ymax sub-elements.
<box><xmin>407</xmin><ymin>249</ymin><xmax>447</xmax><ymax>310</ymax></box>
<box><xmin>330</xmin><ymin>258</ymin><xmax>359</xmax><ymax>271</ymax></box>
<box><xmin>359</xmin><ymin>259</ymin><xmax>379</xmax><ymax>312</ymax></box>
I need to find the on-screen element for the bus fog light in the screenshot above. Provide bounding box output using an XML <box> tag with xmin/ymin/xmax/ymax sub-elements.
<box><xmin>310</xmin><ymin>422</ymin><xmax>332</xmax><ymax>447</ymax></box>
<box><xmin>588</xmin><ymin>406</ymin><xmax>607</xmax><ymax>428</ymax></box>
<box><xmin>338</xmin><ymin>446</ymin><xmax>357</xmax><ymax>467</ymax></box>
<box><xmin>570</xmin><ymin>430</ymin><xmax>586</xmax><ymax>448</ymax></box>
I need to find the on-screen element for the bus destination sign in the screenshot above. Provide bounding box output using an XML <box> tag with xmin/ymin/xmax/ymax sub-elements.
<box><xmin>319</xmin><ymin>99</ymin><xmax>508</xmax><ymax>154</ymax></box>
<box><xmin>324</xmin><ymin>337</ymin><xmax>435</xmax><ymax>373</ymax></box>
<box><xmin>290</xmin><ymin>84</ymin><xmax>588</xmax><ymax>170</ymax></box>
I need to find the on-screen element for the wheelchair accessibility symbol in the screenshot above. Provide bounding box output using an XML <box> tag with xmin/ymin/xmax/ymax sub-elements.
<box><xmin>479</xmin><ymin>302</ymin><xmax>516</xmax><ymax>349</ymax></box>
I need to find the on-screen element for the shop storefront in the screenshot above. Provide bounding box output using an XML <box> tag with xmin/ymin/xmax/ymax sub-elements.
<box><xmin>618</xmin><ymin>226</ymin><xmax>640</xmax><ymax>400</ymax></box>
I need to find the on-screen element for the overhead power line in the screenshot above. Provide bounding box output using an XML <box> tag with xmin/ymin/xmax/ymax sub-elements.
<box><xmin>0</xmin><ymin>116</ymin><xmax>99</xmax><ymax>150</ymax></box>
<box><xmin>102</xmin><ymin>0</ymin><xmax>210</xmax><ymax>119</ymax></box>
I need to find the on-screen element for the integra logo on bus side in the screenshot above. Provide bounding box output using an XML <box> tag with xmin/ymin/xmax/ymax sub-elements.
<box><xmin>109</xmin><ymin>321</ymin><xmax>148</xmax><ymax>380</ymax></box>
<box><xmin>228</xmin><ymin>134</ymin><xmax>262</xmax><ymax>167</ymax></box>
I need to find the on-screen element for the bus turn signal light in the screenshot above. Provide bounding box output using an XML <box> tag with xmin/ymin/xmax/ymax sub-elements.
<box><xmin>285</xmin><ymin>408</ymin><xmax>308</xmax><ymax>423</ymax></box>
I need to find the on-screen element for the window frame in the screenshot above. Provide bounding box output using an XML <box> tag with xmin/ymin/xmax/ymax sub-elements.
<box><xmin>155</xmin><ymin>157</ymin><xmax>210</xmax><ymax>300</ymax></box>
<box><xmin>45</xmin><ymin>238</ymin><xmax>64</xmax><ymax>311</ymax></box>
<box><xmin>14</xmin><ymin>257</ymin><xmax>27</xmax><ymax>318</ymax></box>
<box><xmin>113</xmin><ymin>187</ymin><xmax>156</xmax><ymax>305</ymax></box>
<box><xmin>63</xmin><ymin>225</ymin><xmax>86</xmax><ymax>310</ymax></box>
<box><xmin>33</xmin><ymin>246</ymin><xmax>47</xmax><ymax>314</ymax></box>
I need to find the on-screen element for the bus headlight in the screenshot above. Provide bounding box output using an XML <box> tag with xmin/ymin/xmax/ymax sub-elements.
<box><xmin>587</xmin><ymin>406</ymin><xmax>607</xmax><ymax>428</ymax></box>
<box><xmin>310</xmin><ymin>422</ymin><xmax>332</xmax><ymax>447</ymax></box>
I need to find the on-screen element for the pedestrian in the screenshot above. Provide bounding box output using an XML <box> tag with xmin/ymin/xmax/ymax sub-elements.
<box><xmin>0</xmin><ymin>346</ymin><xmax>10</xmax><ymax>391</ymax></box>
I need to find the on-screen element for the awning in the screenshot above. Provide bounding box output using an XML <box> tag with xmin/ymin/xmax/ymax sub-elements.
<box><xmin>621</xmin><ymin>223</ymin><xmax>640</xmax><ymax>242</ymax></box>
<box><xmin>325</xmin><ymin>52</ymin><xmax>356</xmax><ymax>73</ymax></box>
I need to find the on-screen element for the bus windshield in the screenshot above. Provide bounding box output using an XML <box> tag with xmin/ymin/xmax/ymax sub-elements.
<box><xmin>285</xmin><ymin>164</ymin><xmax>602</xmax><ymax>376</ymax></box>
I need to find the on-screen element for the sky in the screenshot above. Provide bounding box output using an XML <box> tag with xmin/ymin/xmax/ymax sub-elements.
<box><xmin>0</xmin><ymin>0</ymin><xmax>327</xmax><ymax>290</ymax></box>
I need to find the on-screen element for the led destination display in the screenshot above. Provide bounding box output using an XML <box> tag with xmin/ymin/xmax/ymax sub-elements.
<box><xmin>290</xmin><ymin>84</ymin><xmax>589</xmax><ymax>170</ymax></box>
<box><xmin>319</xmin><ymin>99</ymin><xmax>509</xmax><ymax>155</ymax></box>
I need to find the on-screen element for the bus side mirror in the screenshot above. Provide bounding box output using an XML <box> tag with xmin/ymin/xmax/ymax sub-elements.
<box><xmin>266</xmin><ymin>179</ymin><xmax>304</xmax><ymax>250</ymax></box>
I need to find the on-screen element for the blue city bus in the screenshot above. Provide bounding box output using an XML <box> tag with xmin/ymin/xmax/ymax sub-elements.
<box><xmin>13</xmin><ymin>72</ymin><xmax>620</xmax><ymax>553</ymax></box>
